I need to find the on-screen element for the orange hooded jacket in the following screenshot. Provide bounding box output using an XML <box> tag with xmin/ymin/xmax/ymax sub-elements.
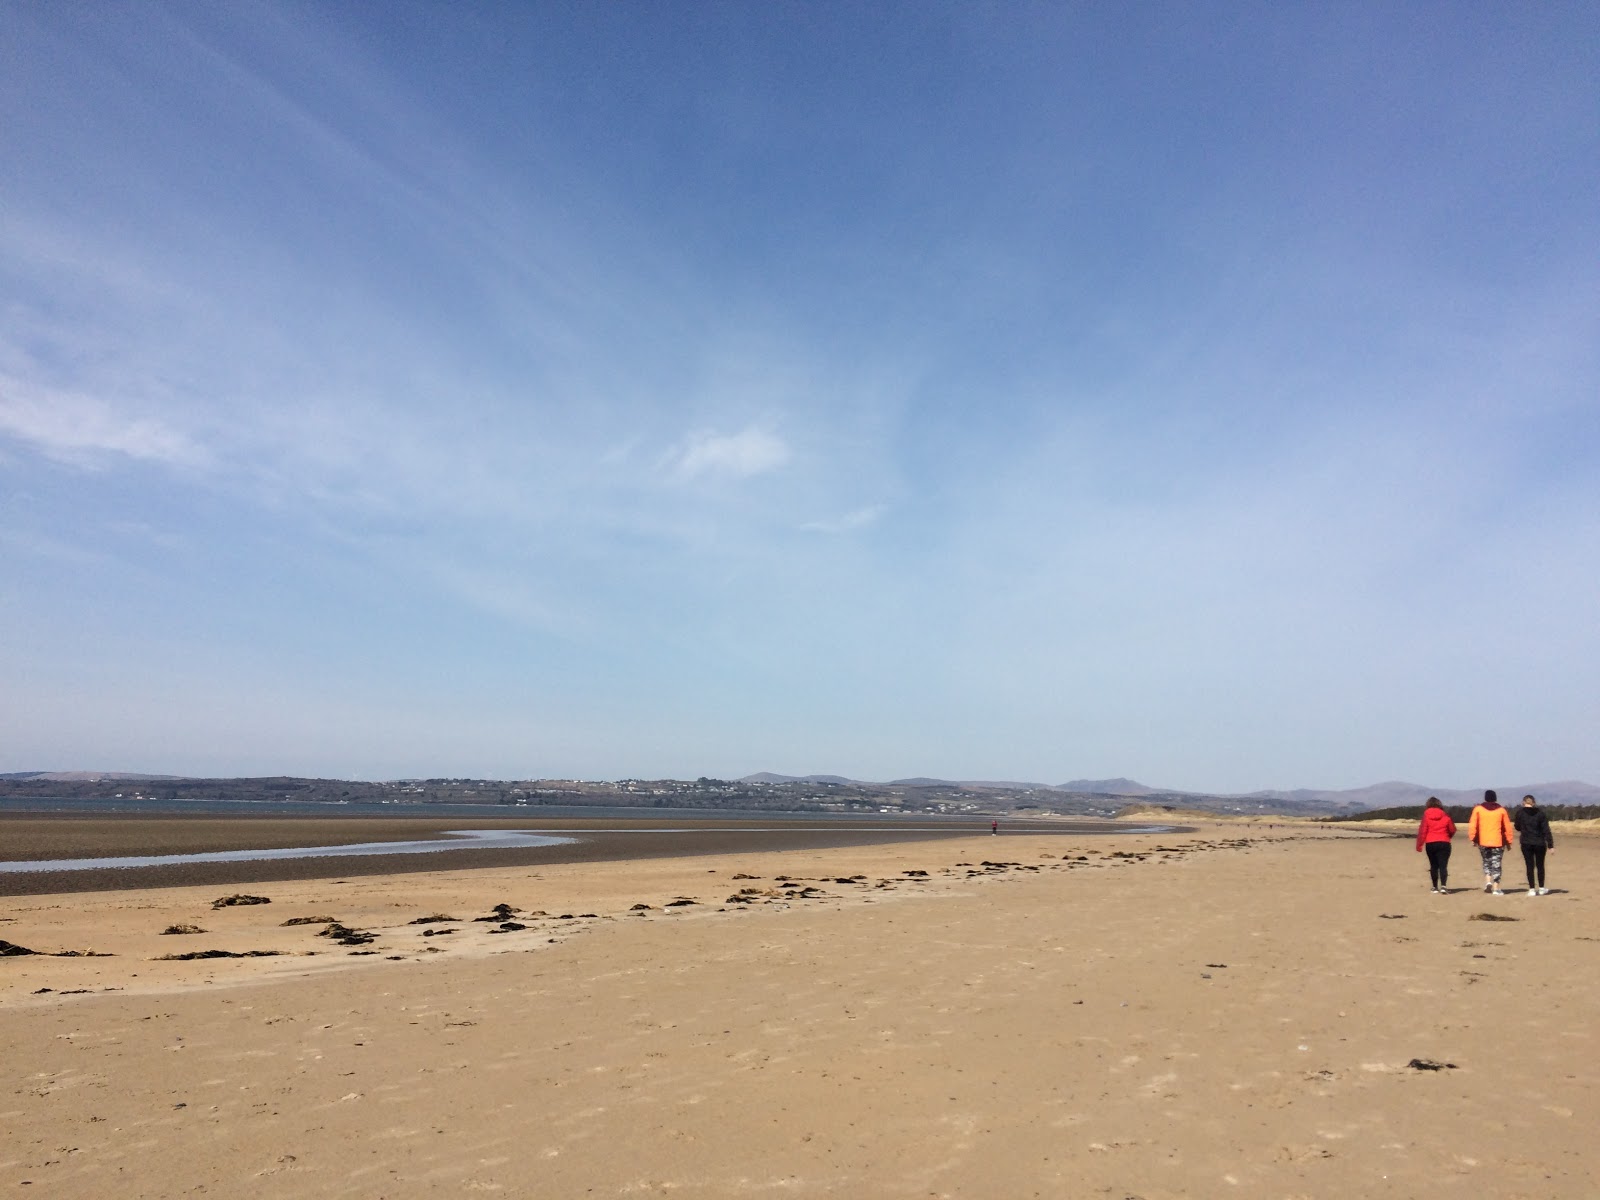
<box><xmin>1468</xmin><ymin>803</ymin><xmax>1514</xmax><ymax>848</ymax></box>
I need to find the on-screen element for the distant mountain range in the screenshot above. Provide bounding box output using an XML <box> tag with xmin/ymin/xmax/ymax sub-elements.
<box><xmin>0</xmin><ymin>771</ymin><xmax>181</xmax><ymax>782</ymax></box>
<box><xmin>740</xmin><ymin>773</ymin><xmax>1600</xmax><ymax>808</ymax></box>
<box><xmin>6</xmin><ymin>771</ymin><xmax>1598</xmax><ymax>815</ymax></box>
<box><xmin>742</xmin><ymin>772</ymin><xmax>1160</xmax><ymax>793</ymax></box>
<box><xmin>1241</xmin><ymin>779</ymin><xmax>1600</xmax><ymax>809</ymax></box>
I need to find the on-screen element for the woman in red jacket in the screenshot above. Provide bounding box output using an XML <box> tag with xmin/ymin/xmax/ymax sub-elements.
<box><xmin>1416</xmin><ymin>797</ymin><xmax>1457</xmax><ymax>893</ymax></box>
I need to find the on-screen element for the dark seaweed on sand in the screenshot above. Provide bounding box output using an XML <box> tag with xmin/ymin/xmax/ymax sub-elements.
<box><xmin>157</xmin><ymin>949</ymin><xmax>286</xmax><ymax>960</ymax></box>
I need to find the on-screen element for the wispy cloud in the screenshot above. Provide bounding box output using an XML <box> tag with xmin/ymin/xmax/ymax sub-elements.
<box><xmin>801</xmin><ymin>504</ymin><xmax>886</xmax><ymax>534</ymax></box>
<box><xmin>0</xmin><ymin>381</ymin><xmax>210</xmax><ymax>469</ymax></box>
<box><xmin>664</xmin><ymin>428</ymin><xmax>790</xmax><ymax>481</ymax></box>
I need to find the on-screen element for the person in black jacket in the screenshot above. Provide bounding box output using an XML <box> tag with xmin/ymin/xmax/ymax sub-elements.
<box><xmin>1513</xmin><ymin>794</ymin><xmax>1555</xmax><ymax>895</ymax></box>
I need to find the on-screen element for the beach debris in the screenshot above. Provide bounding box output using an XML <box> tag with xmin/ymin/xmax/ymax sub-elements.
<box><xmin>630</xmin><ymin>903</ymin><xmax>653</xmax><ymax>911</ymax></box>
<box><xmin>725</xmin><ymin>894</ymin><xmax>754</xmax><ymax>904</ymax></box>
<box><xmin>50</xmin><ymin>949</ymin><xmax>114</xmax><ymax>957</ymax></box>
<box><xmin>1379</xmin><ymin>914</ymin><xmax>1408</xmax><ymax>920</ymax></box>
<box><xmin>0</xmin><ymin>939</ymin><xmax>39</xmax><ymax>957</ymax></box>
<box><xmin>903</xmin><ymin>870</ymin><xmax>929</xmax><ymax>877</ymax></box>
<box><xmin>212</xmin><ymin>894</ymin><xmax>272</xmax><ymax>909</ymax></box>
<box><xmin>1469</xmin><ymin>912</ymin><xmax>1519</xmax><ymax>922</ymax></box>
<box><xmin>421</xmin><ymin>928</ymin><xmax>455</xmax><ymax>937</ymax></box>
<box><xmin>487</xmin><ymin>921</ymin><xmax>527</xmax><ymax>933</ymax></box>
<box><xmin>157</xmin><ymin>949</ymin><xmax>286</xmax><ymax>960</ymax></box>
<box><xmin>1205</xmin><ymin>963</ymin><xmax>1228</xmax><ymax>968</ymax></box>
<box><xmin>281</xmin><ymin>915</ymin><xmax>337</xmax><ymax>927</ymax></box>
<box><xmin>407</xmin><ymin>914</ymin><xmax>459</xmax><ymax>925</ymax></box>
<box><xmin>665</xmin><ymin>898</ymin><xmax>698</xmax><ymax>907</ymax></box>
<box><xmin>732</xmin><ymin>873</ymin><xmax>760</xmax><ymax>880</ymax></box>
<box><xmin>834</xmin><ymin>876</ymin><xmax>867</xmax><ymax>884</ymax></box>
<box><xmin>473</xmin><ymin>904</ymin><xmax>521</xmax><ymax>922</ymax></box>
<box><xmin>161</xmin><ymin>924</ymin><xmax>207</xmax><ymax>936</ymax></box>
<box><xmin>1406</xmin><ymin>1058</ymin><xmax>1458</xmax><ymax>1071</ymax></box>
<box><xmin>318</xmin><ymin>923</ymin><xmax>377</xmax><ymax>946</ymax></box>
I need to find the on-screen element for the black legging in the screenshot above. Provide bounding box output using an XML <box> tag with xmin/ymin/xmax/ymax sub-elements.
<box><xmin>1521</xmin><ymin>845</ymin><xmax>1548</xmax><ymax>889</ymax></box>
<box><xmin>1424</xmin><ymin>842</ymin><xmax>1451</xmax><ymax>888</ymax></box>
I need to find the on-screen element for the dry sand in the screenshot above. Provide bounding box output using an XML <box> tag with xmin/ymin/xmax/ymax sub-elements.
<box><xmin>2</xmin><ymin>821</ymin><xmax>1595</xmax><ymax>1197</ymax></box>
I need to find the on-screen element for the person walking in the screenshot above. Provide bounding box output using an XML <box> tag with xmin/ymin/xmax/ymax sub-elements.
<box><xmin>1415</xmin><ymin>797</ymin><xmax>1456</xmax><ymax>893</ymax></box>
<box><xmin>1513</xmin><ymin>794</ymin><xmax>1554</xmax><ymax>895</ymax></box>
<box><xmin>1468</xmin><ymin>790</ymin><xmax>1514</xmax><ymax>895</ymax></box>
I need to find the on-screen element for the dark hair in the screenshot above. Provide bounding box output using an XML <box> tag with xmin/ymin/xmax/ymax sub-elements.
<box><xmin>1484</xmin><ymin>789</ymin><xmax>1498</xmax><ymax>804</ymax></box>
<box><xmin>1522</xmin><ymin>794</ymin><xmax>1536</xmax><ymax>805</ymax></box>
<box><xmin>1425</xmin><ymin>797</ymin><xmax>1442</xmax><ymax>809</ymax></box>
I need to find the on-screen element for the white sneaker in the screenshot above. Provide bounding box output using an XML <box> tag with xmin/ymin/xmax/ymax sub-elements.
<box><xmin>1528</xmin><ymin>889</ymin><xmax>1538</xmax><ymax>896</ymax></box>
<box><xmin>1539</xmin><ymin>887</ymin><xmax>1550</xmax><ymax>895</ymax></box>
<box><xmin>1493</xmin><ymin>889</ymin><xmax>1505</xmax><ymax>896</ymax></box>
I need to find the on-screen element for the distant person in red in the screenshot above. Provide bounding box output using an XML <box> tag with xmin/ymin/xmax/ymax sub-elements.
<box><xmin>1468</xmin><ymin>790</ymin><xmax>1514</xmax><ymax>896</ymax></box>
<box><xmin>1415</xmin><ymin>797</ymin><xmax>1456</xmax><ymax>893</ymax></box>
<box><xmin>991</xmin><ymin>820</ymin><xmax>999</xmax><ymax>836</ymax></box>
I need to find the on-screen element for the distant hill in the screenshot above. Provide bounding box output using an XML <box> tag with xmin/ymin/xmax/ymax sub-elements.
<box><xmin>1247</xmin><ymin>780</ymin><xmax>1600</xmax><ymax>810</ymax></box>
<box><xmin>4</xmin><ymin>771</ymin><xmax>182</xmax><ymax>782</ymax></box>
<box><xmin>1056</xmin><ymin>777</ymin><xmax>1158</xmax><ymax>796</ymax></box>
<box><xmin>740</xmin><ymin>773</ymin><xmax>856</xmax><ymax>785</ymax></box>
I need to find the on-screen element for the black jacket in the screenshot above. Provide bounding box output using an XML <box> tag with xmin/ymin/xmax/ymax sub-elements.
<box><xmin>1513</xmin><ymin>806</ymin><xmax>1554</xmax><ymax>849</ymax></box>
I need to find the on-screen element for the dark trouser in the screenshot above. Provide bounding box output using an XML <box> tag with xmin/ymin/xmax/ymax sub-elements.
<box><xmin>1521</xmin><ymin>845</ymin><xmax>1548</xmax><ymax>889</ymax></box>
<box><xmin>1424</xmin><ymin>842</ymin><xmax>1451</xmax><ymax>888</ymax></box>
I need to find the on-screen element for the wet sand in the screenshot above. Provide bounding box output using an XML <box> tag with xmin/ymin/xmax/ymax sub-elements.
<box><xmin>2</xmin><ymin>822</ymin><xmax>1596</xmax><ymax>1197</ymax></box>
<box><xmin>0</xmin><ymin>813</ymin><xmax>1139</xmax><ymax>896</ymax></box>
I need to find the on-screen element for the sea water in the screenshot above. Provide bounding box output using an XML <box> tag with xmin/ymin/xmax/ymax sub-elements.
<box><xmin>0</xmin><ymin>828</ymin><xmax>576</xmax><ymax>874</ymax></box>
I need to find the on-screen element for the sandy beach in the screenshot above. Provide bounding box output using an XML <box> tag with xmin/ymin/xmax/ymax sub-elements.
<box><xmin>2</xmin><ymin>820</ymin><xmax>1595</xmax><ymax>1197</ymax></box>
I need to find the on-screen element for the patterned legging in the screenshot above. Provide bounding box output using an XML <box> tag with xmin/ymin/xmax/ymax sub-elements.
<box><xmin>1478</xmin><ymin>845</ymin><xmax>1505</xmax><ymax>883</ymax></box>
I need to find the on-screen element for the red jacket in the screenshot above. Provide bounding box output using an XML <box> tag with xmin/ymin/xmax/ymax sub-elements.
<box><xmin>1416</xmin><ymin>807</ymin><xmax>1457</xmax><ymax>850</ymax></box>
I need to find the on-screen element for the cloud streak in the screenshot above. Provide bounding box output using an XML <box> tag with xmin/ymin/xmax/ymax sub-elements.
<box><xmin>0</xmin><ymin>381</ymin><xmax>211</xmax><ymax>470</ymax></box>
<box><xmin>665</xmin><ymin>428</ymin><xmax>791</xmax><ymax>481</ymax></box>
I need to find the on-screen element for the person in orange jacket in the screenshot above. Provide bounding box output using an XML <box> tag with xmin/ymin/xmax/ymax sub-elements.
<box><xmin>1468</xmin><ymin>789</ymin><xmax>1514</xmax><ymax>895</ymax></box>
<box><xmin>1415</xmin><ymin>797</ymin><xmax>1456</xmax><ymax>893</ymax></box>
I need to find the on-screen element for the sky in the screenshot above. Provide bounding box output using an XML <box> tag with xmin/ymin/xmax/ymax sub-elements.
<box><xmin>2</xmin><ymin>2</ymin><xmax>1597</xmax><ymax>792</ymax></box>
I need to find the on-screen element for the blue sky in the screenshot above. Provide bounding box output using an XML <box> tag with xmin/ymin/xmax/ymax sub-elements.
<box><xmin>3</xmin><ymin>2</ymin><xmax>1597</xmax><ymax>791</ymax></box>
